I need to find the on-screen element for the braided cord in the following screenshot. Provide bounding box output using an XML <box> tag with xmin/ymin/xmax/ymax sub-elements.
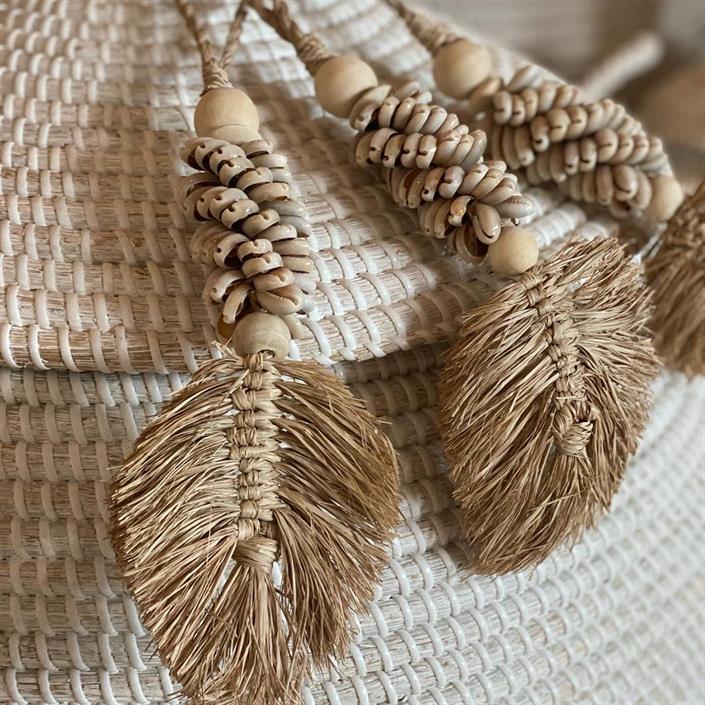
<box><xmin>384</xmin><ymin>0</ymin><xmax>459</xmax><ymax>54</ymax></box>
<box><xmin>174</xmin><ymin>0</ymin><xmax>248</xmax><ymax>91</ymax></box>
<box><xmin>248</xmin><ymin>0</ymin><xmax>333</xmax><ymax>75</ymax></box>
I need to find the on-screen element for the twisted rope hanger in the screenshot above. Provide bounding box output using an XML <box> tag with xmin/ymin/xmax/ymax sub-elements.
<box><xmin>384</xmin><ymin>0</ymin><xmax>459</xmax><ymax>54</ymax></box>
<box><xmin>247</xmin><ymin>0</ymin><xmax>333</xmax><ymax>74</ymax></box>
<box><xmin>175</xmin><ymin>0</ymin><xmax>247</xmax><ymax>91</ymax></box>
<box><xmin>111</xmin><ymin>2</ymin><xmax>400</xmax><ymax>704</ymax></box>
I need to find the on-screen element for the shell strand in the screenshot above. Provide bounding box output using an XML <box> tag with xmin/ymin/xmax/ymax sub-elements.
<box><xmin>478</xmin><ymin>66</ymin><xmax>672</xmax><ymax>218</ymax></box>
<box><xmin>350</xmin><ymin>82</ymin><xmax>536</xmax><ymax>260</ymax></box>
<box><xmin>178</xmin><ymin>136</ymin><xmax>314</xmax><ymax>326</ymax></box>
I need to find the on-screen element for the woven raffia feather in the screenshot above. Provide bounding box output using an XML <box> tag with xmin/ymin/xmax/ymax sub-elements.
<box><xmin>438</xmin><ymin>238</ymin><xmax>659</xmax><ymax>573</ymax></box>
<box><xmin>111</xmin><ymin>350</ymin><xmax>399</xmax><ymax>704</ymax></box>
<box><xmin>646</xmin><ymin>180</ymin><xmax>705</xmax><ymax>377</ymax></box>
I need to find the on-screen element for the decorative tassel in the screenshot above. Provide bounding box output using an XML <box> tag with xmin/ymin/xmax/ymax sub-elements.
<box><xmin>646</xmin><ymin>179</ymin><xmax>705</xmax><ymax>377</ymax></box>
<box><xmin>250</xmin><ymin>0</ymin><xmax>663</xmax><ymax>573</ymax></box>
<box><xmin>438</xmin><ymin>238</ymin><xmax>659</xmax><ymax>573</ymax></box>
<box><xmin>112</xmin><ymin>347</ymin><xmax>398</xmax><ymax>703</ymax></box>
<box><xmin>249</xmin><ymin>0</ymin><xmax>539</xmax><ymax>274</ymax></box>
<box><xmin>110</xmin><ymin>3</ymin><xmax>399</xmax><ymax>702</ymax></box>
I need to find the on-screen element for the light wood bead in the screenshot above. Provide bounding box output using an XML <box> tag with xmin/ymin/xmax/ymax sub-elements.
<box><xmin>314</xmin><ymin>55</ymin><xmax>378</xmax><ymax>118</ymax></box>
<box><xmin>232</xmin><ymin>311</ymin><xmax>292</xmax><ymax>358</ymax></box>
<box><xmin>644</xmin><ymin>175</ymin><xmax>684</xmax><ymax>222</ymax></box>
<box><xmin>210</xmin><ymin>125</ymin><xmax>262</xmax><ymax>145</ymax></box>
<box><xmin>433</xmin><ymin>39</ymin><xmax>493</xmax><ymax>100</ymax></box>
<box><xmin>194</xmin><ymin>87</ymin><xmax>260</xmax><ymax>138</ymax></box>
<box><xmin>487</xmin><ymin>227</ymin><xmax>539</xmax><ymax>276</ymax></box>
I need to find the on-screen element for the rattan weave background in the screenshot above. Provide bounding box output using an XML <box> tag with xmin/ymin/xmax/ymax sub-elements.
<box><xmin>0</xmin><ymin>1</ymin><xmax>704</xmax><ymax>704</ymax></box>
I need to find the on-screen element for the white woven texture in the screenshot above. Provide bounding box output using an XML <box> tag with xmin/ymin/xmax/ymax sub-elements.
<box><xmin>0</xmin><ymin>0</ymin><xmax>616</xmax><ymax>374</ymax></box>
<box><xmin>0</xmin><ymin>1</ymin><xmax>704</xmax><ymax>704</ymax></box>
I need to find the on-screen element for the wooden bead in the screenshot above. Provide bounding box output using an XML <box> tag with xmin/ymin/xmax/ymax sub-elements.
<box><xmin>314</xmin><ymin>55</ymin><xmax>378</xmax><ymax>118</ymax></box>
<box><xmin>210</xmin><ymin>125</ymin><xmax>262</xmax><ymax>145</ymax></box>
<box><xmin>644</xmin><ymin>175</ymin><xmax>684</xmax><ymax>222</ymax></box>
<box><xmin>194</xmin><ymin>87</ymin><xmax>260</xmax><ymax>138</ymax></box>
<box><xmin>433</xmin><ymin>39</ymin><xmax>493</xmax><ymax>100</ymax></box>
<box><xmin>487</xmin><ymin>227</ymin><xmax>539</xmax><ymax>276</ymax></box>
<box><xmin>232</xmin><ymin>312</ymin><xmax>292</xmax><ymax>358</ymax></box>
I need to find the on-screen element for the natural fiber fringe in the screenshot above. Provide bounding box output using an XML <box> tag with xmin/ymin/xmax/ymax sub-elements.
<box><xmin>110</xmin><ymin>351</ymin><xmax>399</xmax><ymax>704</ymax></box>
<box><xmin>439</xmin><ymin>238</ymin><xmax>659</xmax><ymax>574</ymax></box>
<box><xmin>646</xmin><ymin>180</ymin><xmax>705</xmax><ymax>377</ymax></box>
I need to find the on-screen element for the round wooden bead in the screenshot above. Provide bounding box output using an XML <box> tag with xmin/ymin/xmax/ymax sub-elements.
<box><xmin>209</xmin><ymin>125</ymin><xmax>261</xmax><ymax>145</ymax></box>
<box><xmin>487</xmin><ymin>227</ymin><xmax>539</xmax><ymax>276</ymax></box>
<box><xmin>314</xmin><ymin>55</ymin><xmax>378</xmax><ymax>118</ymax></box>
<box><xmin>194</xmin><ymin>87</ymin><xmax>260</xmax><ymax>138</ymax></box>
<box><xmin>433</xmin><ymin>39</ymin><xmax>493</xmax><ymax>100</ymax></box>
<box><xmin>232</xmin><ymin>311</ymin><xmax>292</xmax><ymax>358</ymax></box>
<box><xmin>644</xmin><ymin>174</ymin><xmax>684</xmax><ymax>222</ymax></box>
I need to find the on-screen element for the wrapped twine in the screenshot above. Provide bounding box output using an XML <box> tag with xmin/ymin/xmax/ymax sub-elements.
<box><xmin>249</xmin><ymin>0</ymin><xmax>660</xmax><ymax>576</ymax></box>
<box><xmin>384</xmin><ymin>0</ymin><xmax>701</xmax><ymax>376</ymax></box>
<box><xmin>110</xmin><ymin>2</ymin><xmax>399</xmax><ymax>703</ymax></box>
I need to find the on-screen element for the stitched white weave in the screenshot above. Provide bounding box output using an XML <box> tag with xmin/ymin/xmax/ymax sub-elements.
<box><xmin>0</xmin><ymin>1</ymin><xmax>703</xmax><ymax>704</ymax></box>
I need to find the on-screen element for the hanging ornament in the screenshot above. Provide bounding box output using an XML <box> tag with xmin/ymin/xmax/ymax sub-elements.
<box><xmin>249</xmin><ymin>0</ymin><xmax>660</xmax><ymax>574</ymax></box>
<box><xmin>110</xmin><ymin>3</ymin><xmax>399</xmax><ymax>703</ymax></box>
<box><xmin>384</xmin><ymin>0</ymin><xmax>703</xmax><ymax>378</ymax></box>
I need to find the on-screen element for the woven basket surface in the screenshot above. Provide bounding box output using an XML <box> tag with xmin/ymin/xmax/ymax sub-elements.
<box><xmin>0</xmin><ymin>1</ymin><xmax>704</xmax><ymax>704</ymax></box>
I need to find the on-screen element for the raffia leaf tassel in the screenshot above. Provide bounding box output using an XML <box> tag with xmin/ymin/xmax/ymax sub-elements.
<box><xmin>438</xmin><ymin>238</ymin><xmax>659</xmax><ymax>574</ymax></box>
<box><xmin>111</xmin><ymin>349</ymin><xmax>399</xmax><ymax>704</ymax></box>
<box><xmin>646</xmin><ymin>179</ymin><xmax>705</xmax><ymax>377</ymax></box>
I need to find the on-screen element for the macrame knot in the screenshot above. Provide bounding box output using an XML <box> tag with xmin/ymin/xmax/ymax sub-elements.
<box><xmin>523</xmin><ymin>268</ymin><xmax>595</xmax><ymax>456</ymax></box>
<box><xmin>231</xmin><ymin>423</ymin><xmax>259</xmax><ymax>448</ymax></box>
<box><xmin>202</xmin><ymin>58</ymin><xmax>232</xmax><ymax>92</ymax></box>
<box><xmin>553</xmin><ymin>403</ymin><xmax>598</xmax><ymax>456</ymax></box>
<box><xmin>519</xmin><ymin>269</ymin><xmax>542</xmax><ymax>292</ymax></box>
<box><xmin>243</xmin><ymin>350</ymin><xmax>266</xmax><ymax>373</ymax></box>
<box><xmin>233</xmin><ymin>535</ymin><xmax>279</xmax><ymax>571</ymax></box>
<box><xmin>523</xmin><ymin>277</ymin><xmax>551</xmax><ymax>308</ymax></box>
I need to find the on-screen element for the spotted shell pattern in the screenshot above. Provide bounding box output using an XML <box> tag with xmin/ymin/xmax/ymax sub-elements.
<box><xmin>178</xmin><ymin>137</ymin><xmax>314</xmax><ymax>331</ymax></box>
<box><xmin>472</xmin><ymin>66</ymin><xmax>670</xmax><ymax>218</ymax></box>
<box><xmin>348</xmin><ymin>82</ymin><xmax>535</xmax><ymax>262</ymax></box>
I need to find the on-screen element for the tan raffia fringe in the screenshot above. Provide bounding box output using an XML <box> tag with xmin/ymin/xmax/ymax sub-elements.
<box><xmin>438</xmin><ymin>238</ymin><xmax>659</xmax><ymax>574</ymax></box>
<box><xmin>384</xmin><ymin>0</ymin><xmax>460</xmax><ymax>54</ymax></box>
<box><xmin>110</xmin><ymin>2</ymin><xmax>400</xmax><ymax>703</ymax></box>
<box><xmin>111</xmin><ymin>350</ymin><xmax>399</xmax><ymax>704</ymax></box>
<box><xmin>250</xmin><ymin>0</ymin><xmax>662</xmax><ymax>576</ymax></box>
<box><xmin>646</xmin><ymin>180</ymin><xmax>705</xmax><ymax>377</ymax></box>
